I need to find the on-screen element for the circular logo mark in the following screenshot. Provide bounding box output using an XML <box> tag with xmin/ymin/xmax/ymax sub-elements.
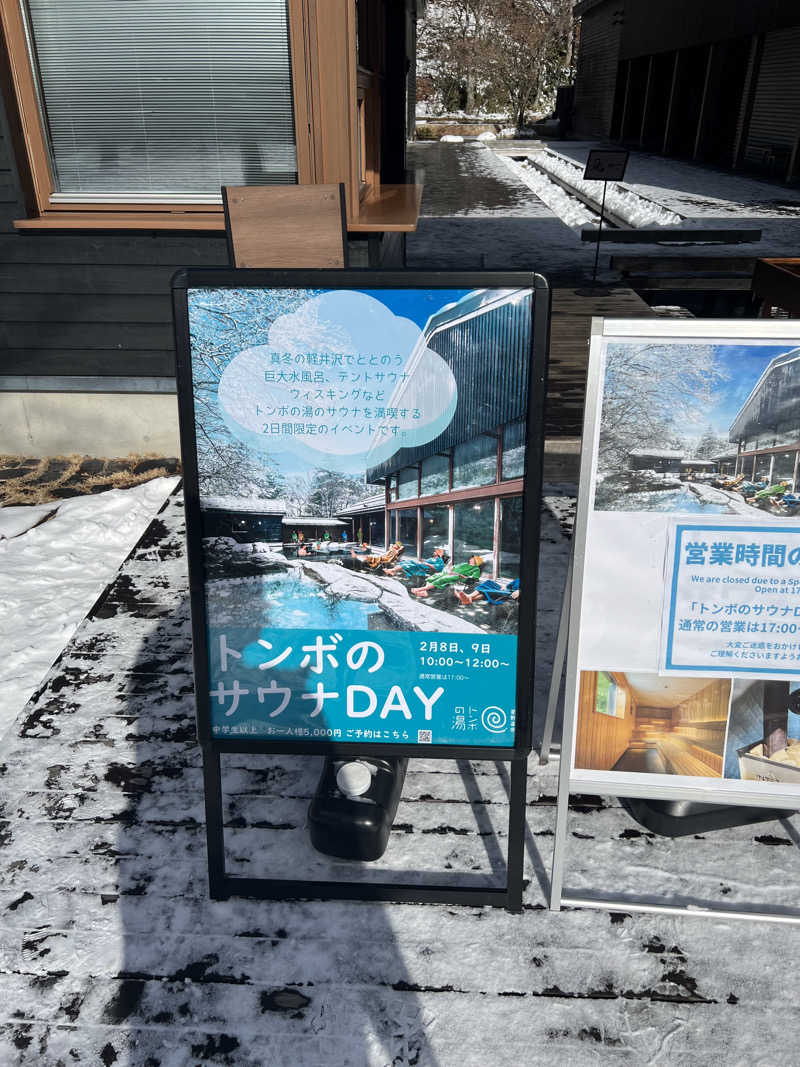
<box><xmin>481</xmin><ymin>706</ymin><xmax>508</xmax><ymax>734</ymax></box>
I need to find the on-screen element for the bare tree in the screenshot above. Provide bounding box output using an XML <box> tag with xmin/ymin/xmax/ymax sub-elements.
<box><xmin>598</xmin><ymin>343</ymin><xmax>729</xmax><ymax>469</ymax></box>
<box><xmin>417</xmin><ymin>0</ymin><xmax>575</xmax><ymax>125</ymax></box>
<box><xmin>188</xmin><ymin>288</ymin><xmax>311</xmax><ymax>499</ymax></box>
<box><xmin>307</xmin><ymin>469</ymin><xmax>366</xmax><ymax>517</ymax></box>
<box><xmin>417</xmin><ymin>0</ymin><xmax>495</xmax><ymax>115</ymax></box>
<box><xmin>479</xmin><ymin>0</ymin><xmax>575</xmax><ymax>127</ymax></box>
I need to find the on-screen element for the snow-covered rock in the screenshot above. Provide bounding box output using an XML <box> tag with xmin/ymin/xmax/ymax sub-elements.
<box><xmin>688</xmin><ymin>482</ymin><xmax>782</xmax><ymax>518</ymax></box>
<box><xmin>203</xmin><ymin>536</ymin><xmax>291</xmax><ymax>579</ymax></box>
<box><xmin>440</xmin><ymin>134</ymin><xmax>464</xmax><ymax>143</ymax></box>
<box><xmin>477</xmin><ymin>130</ymin><xmax>497</xmax><ymax>141</ymax></box>
<box><xmin>301</xmin><ymin>561</ymin><xmax>382</xmax><ymax>603</ymax></box>
<box><xmin>345</xmin><ymin>569</ymin><xmax>412</xmax><ymax>600</ymax></box>
<box><xmin>230</xmin><ymin>539</ymin><xmax>286</xmax><ymax>562</ymax></box>
<box><xmin>301</xmin><ymin>560</ymin><xmax>487</xmax><ymax>632</ymax></box>
<box><xmin>379</xmin><ymin>591</ymin><xmax>484</xmax><ymax>633</ymax></box>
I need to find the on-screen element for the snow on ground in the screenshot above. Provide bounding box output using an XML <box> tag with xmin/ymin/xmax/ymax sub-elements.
<box><xmin>410</xmin><ymin>141</ymin><xmax>554</xmax><ymax>220</ymax></box>
<box><xmin>0</xmin><ymin>476</ymin><xmax>178</xmax><ymax>737</ymax></box>
<box><xmin>543</xmin><ymin>142</ymin><xmax>800</xmax><ymax>260</ymax></box>
<box><xmin>3</xmin><ymin>491</ymin><xmax>800</xmax><ymax>1065</ymax></box>
<box><xmin>406</xmin><ymin>142</ymin><xmax>601</xmax><ymax>278</ymax></box>
<box><xmin>537</xmin><ymin>148</ymin><xmax>683</xmax><ymax>227</ymax></box>
<box><xmin>498</xmin><ymin>154</ymin><xmax>597</xmax><ymax>230</ymax></box>
<box><xmin>407</xmin><ymin>139</ymin><xmax>800</xmax><ymax>279</ymax></box>
<box><xmin>552</xmin><ymin>142</ymin><xmax>800</xmax><ymax>219</ymax></box>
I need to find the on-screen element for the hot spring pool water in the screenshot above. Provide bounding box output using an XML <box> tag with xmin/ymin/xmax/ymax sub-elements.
<box><xmin>600</xmin><ymin>487</ymin><xmax>732</xmax><ymax>514</ymax></box>
<box><xmin>206</xmin><ymin>568</ymin><xmax>381</xmax><ymax>629</ymax></box>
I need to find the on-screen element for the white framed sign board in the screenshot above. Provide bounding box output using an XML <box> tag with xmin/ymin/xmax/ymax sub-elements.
<box><xmin>550</xmin><ymin>317</ymin><xmax>800</xmax><ymax>922</ymax></box>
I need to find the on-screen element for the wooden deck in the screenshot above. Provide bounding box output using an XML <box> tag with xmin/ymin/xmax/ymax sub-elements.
<box><xmin>546</xmin><ymin>286</ymin><xmax>654</xmax><ymax>437</ymax></box>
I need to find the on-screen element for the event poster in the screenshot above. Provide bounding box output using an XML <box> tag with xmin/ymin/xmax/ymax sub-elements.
<box><xmin>185</xmin><ymin>285</ymin><xmax>535</xmax><ymax>747</ymax></box>
<box><xmin>569</xmin><ymin>323</ymin><xmax>800</xmax><ymax>797</ymax></box>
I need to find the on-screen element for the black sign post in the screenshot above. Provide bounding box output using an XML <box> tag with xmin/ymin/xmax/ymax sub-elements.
<box><xmin>584</xmin><ymin>149</ymin><xmax>629</xmax><ymax>283</ymax></box>
<box><xmin>172</xmin><ymin>269</ymin><xmax>551</xmax><ymax>912</ymax></box>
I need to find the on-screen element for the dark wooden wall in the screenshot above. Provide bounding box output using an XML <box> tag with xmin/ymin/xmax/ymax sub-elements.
<box><xmin>572</xmin><ymin>0</ymin><xmax>623</xmax><ymax>139</ymax></box>
<box><xmin>0</xmin><ymin>88</ymin><xmax>231</xmax><ymax>383</ymax></box>
<box><xmin>619</xmin><ymin>0</ymin><xmax>800</xmax><ymax>59</ymax></box>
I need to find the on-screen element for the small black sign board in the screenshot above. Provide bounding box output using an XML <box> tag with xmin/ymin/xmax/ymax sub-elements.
<box><xmin>583</xmin><ymin>149</ymin><xmax>629</xmax><ymax>182</ymax></box>
<box><xmin>172</xmin><ymin>268</ymin><xmax>551</xmax><ymax>911</ymax></box>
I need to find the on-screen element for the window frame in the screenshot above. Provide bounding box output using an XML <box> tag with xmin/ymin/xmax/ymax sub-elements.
<box><xmin>595</xmin><ymin>672</ymin><xmax>627</xmax><ymax>719</ymax></box>
<box><xmin>0</xmin><ymin>0</ymin><xmax>360</xmax><ymax>230</ymax></box>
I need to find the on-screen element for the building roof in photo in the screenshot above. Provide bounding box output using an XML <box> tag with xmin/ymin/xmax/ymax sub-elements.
<box><xmin>336</xmin><ymin>494</ymin><xmax>386</xmax><ymax>516</ymax></box>
<box><xmin>200</xmin><ymin>496</ymin><xmax>288</xmax><ymax>514</ymax></box>
<box><xmin>283</xmin><ymin>515</ymin><xmax>346</xmax><ymax>527</ymax></box>
<box><xmin>628</xmin><ymin>448</ymin><xmax>683</xmax><ymax>459</ymax></box>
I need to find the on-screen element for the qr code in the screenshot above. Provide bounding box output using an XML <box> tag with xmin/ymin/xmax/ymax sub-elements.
<box><xmin>417</xmin><ymin>730</ymin><xmax>432</xmax><ymax>744</ymax></box>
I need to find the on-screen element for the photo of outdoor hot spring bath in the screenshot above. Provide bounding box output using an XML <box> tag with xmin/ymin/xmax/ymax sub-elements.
<box><xmin>593</xmin><ymin>341</ymin><xmax>800</xmax><ymax>517</ymax></box>
<box><xmin>189</xmin><ymin>286</ymin><xmax>532</xmax><ymax>644</ymax></box>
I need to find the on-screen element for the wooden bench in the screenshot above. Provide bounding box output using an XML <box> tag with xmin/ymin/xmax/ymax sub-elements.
<box><xmin>658</xmin><ymin>737</ymin><xmax>722</xmax><ymax>777</ymax></box>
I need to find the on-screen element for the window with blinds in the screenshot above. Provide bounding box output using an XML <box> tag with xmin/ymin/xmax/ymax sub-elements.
<box><xmin>23</xmin><ymin>0</ymin><xmax>298</xmax><ymax>198</ymax></box>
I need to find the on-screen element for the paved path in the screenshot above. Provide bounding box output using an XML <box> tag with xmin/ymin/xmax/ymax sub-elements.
<box><xmin>1</xmin><ymin>491</ymin><xmax>799</xmax><ymax>1064</ymax></box>
<box><xmin>406</xmin><ymin>142</ymin><xmax>601</xmax><ymax>282</ymax></box>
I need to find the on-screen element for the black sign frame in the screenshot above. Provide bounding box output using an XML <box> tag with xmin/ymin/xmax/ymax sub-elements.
<box><xmin>172</xmin><ymin>268</ymin><xmax>551</xmax><ymax>910</ymax></box>
<box><xmin>583</xmin><ymin>149</ymin><xmax>629</xmax><ymax>182</ymax></box>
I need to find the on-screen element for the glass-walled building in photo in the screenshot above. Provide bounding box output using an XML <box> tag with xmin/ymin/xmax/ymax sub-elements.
<box><xmin>729</xmin><ymin>348</ymin><xmax>800</xmax><ymax>489</ymax></box>
<box><xmin>366</xmin><ymin>289</ymin><xmax>532</xmax><ymax>580</ymax></box>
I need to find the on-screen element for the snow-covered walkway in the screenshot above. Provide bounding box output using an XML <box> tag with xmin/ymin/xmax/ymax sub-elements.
<box><xmin>407</xmin><ymin>140</ymin><xmax>800</xmax><ymax>279</ymax></box>
<box><xmin>1</xmin><ymin>491</ymin><xmax>798</xmax><ymax>1065</ymax></box>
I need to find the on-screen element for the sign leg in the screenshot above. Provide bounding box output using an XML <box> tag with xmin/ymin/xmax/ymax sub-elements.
<box><xmin>592</xmin><ymin>180</ymin><xmax>608</xmax><ymax>283</ymax></box>
<box><xmin>549</xmin><ymin>759</ymin><xmax>572</xmax><ymax>911</ymax></box>
<box><xmin>202</xmin><ymin>746</ymin><xmax>228</xmax><ymax>900</ymax></box>
<box><xmin>540</xmin><ymin>552</ymin><xmax>573</xmax><ymax>764</ymax></box>
<box><xmin>505</xmin><ymin>756</ymin><xmax>528</xmax><ymax>913</ymax></box>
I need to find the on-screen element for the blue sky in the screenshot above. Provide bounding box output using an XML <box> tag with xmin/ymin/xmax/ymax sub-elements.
<box><xmin>703</xmin><ymin>344</ymin><xmax>796</xmax><ymax>438</ymax></box>
<box><xmin>357</xmin><ymin>288</ymin><xmax>470</xmax><ymax>329</ymax></box>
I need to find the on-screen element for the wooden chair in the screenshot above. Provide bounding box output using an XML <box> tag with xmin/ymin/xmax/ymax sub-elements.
<box><xmin>222</xmin><ymin>183</ymin><xmax>348</xmax><ymax>268</ymax></box>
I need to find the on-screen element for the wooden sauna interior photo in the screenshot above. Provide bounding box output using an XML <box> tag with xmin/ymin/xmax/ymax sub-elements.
<box><xmin>575</xmin><ymin>672</ymin><xmax>731</xmax><ymax>777</ymax></box>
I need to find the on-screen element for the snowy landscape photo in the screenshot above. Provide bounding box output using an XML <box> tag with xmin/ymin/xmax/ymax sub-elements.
<box><xmin>185</xmin><ymin>284</ymin><xmax>537</xmax><ymax>745</ymax></box>
<box><xmin>593</xmin><ymin>340</ymin><xmax>800</xmax><ymax>517</ymax></box>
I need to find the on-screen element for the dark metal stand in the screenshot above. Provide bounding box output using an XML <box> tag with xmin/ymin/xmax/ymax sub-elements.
<box><xmin>201</xmin><ymin>745</ymin><xmax>529</xmax><ymax>912</ymax></box>
<box><xmin>592</xmin><ymin>179</ymin><xmax>608</xmax><ymax>283</ymax></box>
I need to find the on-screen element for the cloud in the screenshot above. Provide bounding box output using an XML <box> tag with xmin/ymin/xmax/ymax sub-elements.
<box><xmin>217</xmin><ymin>291</ymin><xmax>457</xmax><ymax>471</ymax></box>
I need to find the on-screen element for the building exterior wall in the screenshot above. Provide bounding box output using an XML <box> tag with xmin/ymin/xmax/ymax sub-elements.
<box><xmin>618</xmin><ymin>0</ymin><xmax>800</xmax><ymax>59</ymax></box>
<box><xmin>743</xmin><ymin>26</ymin><xmax>800</xmax><ymax>179</ymax></box>
<box><xmin>572</xmin><ymin>0</ymin><xmax>623</xmax><ymax>138</ymax></box>
<box><xmin>574</xmin><ymin>0</ymin><xmax>800</xmax><ymax>178</ymax></box>
<box><xmin>730</xmin><ymin>350</ymin><xmax>800</xmax><ymax>490</ymax></box>
<box><xmin>367</xmin><ymin>290</ymin><xmax>531</xmax><ymax>578</ymax></box>
<box><xmin>0</xmin><ymin>0</ymin><xmax>415</xmax><ymax>456</ymax></box>
<box><xmin>0</xmin><ymin>390</ymin><xmax>180</xmax><ymax>457</ymax></box>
